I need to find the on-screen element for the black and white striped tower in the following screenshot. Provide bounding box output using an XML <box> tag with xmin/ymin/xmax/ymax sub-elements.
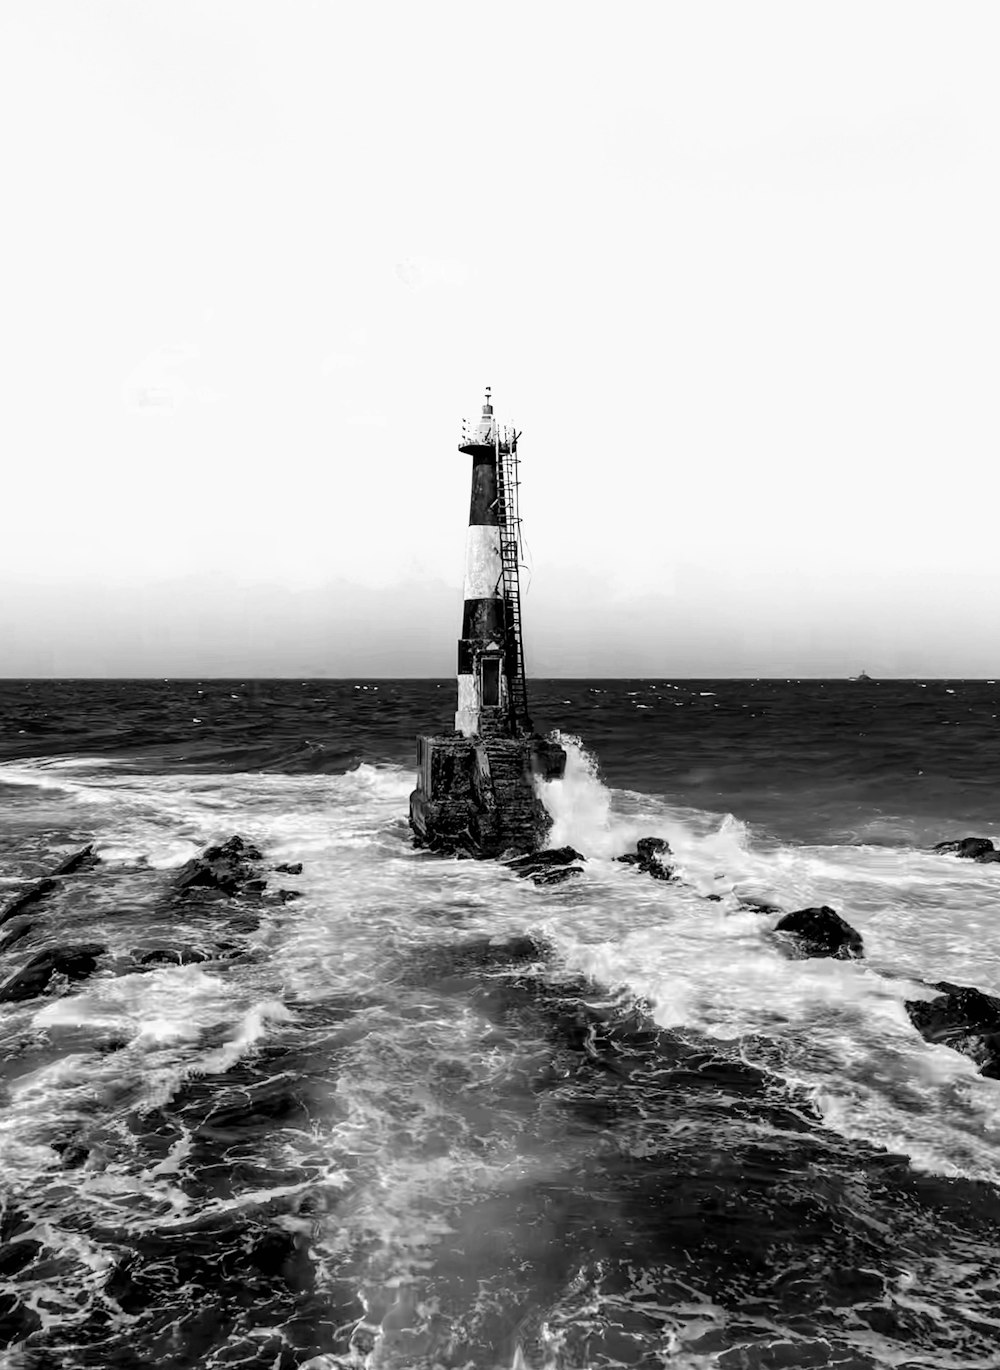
<box><xmin>408</xmin><ymin>389</ymin><xmax>565</xmax><ymax>858</ymax></box>
<box><xmin>456</xmin><ymin>386</ymin><xmax>507</xmax><ymax>736</ymax></box>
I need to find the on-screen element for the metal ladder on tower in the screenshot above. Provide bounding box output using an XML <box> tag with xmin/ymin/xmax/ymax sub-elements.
<box><xmin>496</xmin><ymin>431</ymin><xmax>531</xmax><ymax>733</ymax></box>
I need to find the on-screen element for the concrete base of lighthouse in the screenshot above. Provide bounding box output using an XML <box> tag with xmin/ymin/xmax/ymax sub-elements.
<box><xmin>408</xmin><ymin>729</ymin><xmax>567</xmax><ymax>859</ymax></box>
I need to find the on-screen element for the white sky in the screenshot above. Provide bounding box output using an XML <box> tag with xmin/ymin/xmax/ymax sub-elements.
<box><xmin>2</xmin><ymin>1</ymin><xmax>998</xmax><ymax>676</ymax></box>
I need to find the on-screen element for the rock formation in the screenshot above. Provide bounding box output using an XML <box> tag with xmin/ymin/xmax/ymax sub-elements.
<box><xmin>616</xmin><ymin>836</ymin><xmax>675</xmax><ymax>882</ymax></box>
<box><xmin>774</xmin><ymin>906</ymin><xmax>864</xmax><ymax>960</ymax></box>
<box><xmin>0</xmin><ymin>943</ymin><xmax>106</xmax><ymax>1003</ymax></box>
<box><xmin>932</xmin><ymin>837</ymin><xmax>1000</xmax><ymax>863</ymax></box>
<box><xmin>505</xmin><ymin>846</ymin><xmax>586</xmax><ymax>887</ymax></box>
<box><xmin>173</xmin><ymin>835</ymin><xmax>265</xmax><ymax>898</ymax></box>
<box><xmin>52</xmin><ymin>844</ymin><xmax>99</xmax><ymax>876</ymax></box>
<box><xmin>906</xmin><ymin>982</ymin><xmax>1000</xmax><ymax>1078</ymax></box>
<box><xmin>0</xmin><ymin>878</ymin><xmax>58</xmax><ymax>927</ymax></box>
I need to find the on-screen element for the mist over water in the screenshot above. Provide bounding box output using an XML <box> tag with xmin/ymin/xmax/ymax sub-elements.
<box><xmin>2</xmin><ymin>678</ymin><xmax>1000</xmax><ymax>1367</ymax></box>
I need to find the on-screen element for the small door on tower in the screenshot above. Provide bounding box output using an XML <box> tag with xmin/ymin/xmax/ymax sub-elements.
<box><xmin>480</xmin><ymin>654</ymin><xmax>502</xmax><ymax>707</ymax></box>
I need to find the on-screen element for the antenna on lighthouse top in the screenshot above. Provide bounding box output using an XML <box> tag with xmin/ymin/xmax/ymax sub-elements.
<box><xmin>483</xmin><ymin>385</ymin><xmax>492</xmax><ymax>414</ymax></box>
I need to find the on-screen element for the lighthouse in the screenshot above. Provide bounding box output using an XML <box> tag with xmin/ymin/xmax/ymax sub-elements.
<box><xmin>409</xmin><ymin>390</ymin><xmax>566</xmax><ymax>858</ymax></box>
<box><xmin>455</xmin><ymin>387</ymin><xmax>528</xmax><ymax>738</ymax></box>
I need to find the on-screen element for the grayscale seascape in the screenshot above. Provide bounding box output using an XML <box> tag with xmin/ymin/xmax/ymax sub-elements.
<box><xmin>5</xmin><ymin>1</ymin><xmax>1000</xmax><ymax>1366</ymax></box>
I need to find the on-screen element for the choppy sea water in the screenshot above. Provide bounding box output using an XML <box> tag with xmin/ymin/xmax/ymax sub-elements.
<box><xmin>2</xmin><ymin>678</ymin><xmax>1000</xmax><ymax>1369</ymax></box>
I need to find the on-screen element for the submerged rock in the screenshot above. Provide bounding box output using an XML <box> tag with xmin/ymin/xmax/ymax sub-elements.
<box><xmin>134</xmin><ymin>941</ymin><xmax>243</xmax><ymax>967</ymax></box>
<box><xmin>0</xmin><ymin>1203</ymin><xmax>43</xmax><ymax>1345</ymax></box>
<box><xmin>504</xmin><ymin>847</ymin><xmax>586</xmax><ymax>884</ymax></box>
<box><xmin>402</xmin><ymin>933</ymin><xmax>548</xmax><ymax>987</ymax></box>
<box><xmin>273</xmin><ymin>862</ymin><xmax>303</xmax><ymax>875</ymax></box>
<box><xmin>933</xmin><ymin>837</ymin><xmax>997</xmax><ymax>861</ymax></box>
<box><xmin>0</xmin><ymin>849</ymin><xmax>100</xmax><ymax>929</ymax></box>
<box><xmin>774</xmin><ymin>906</ymin><xmax>863</xmax><ymax>960</ymax></box>
<box><xmin>174</xmin><ymin>835</ymin><xmax>265</xmax><ymax>898</ymax></box>
<box><xmin>52</xmin><ymin>844</ymin><xmax>99</xmax><ymax>876</ymax></box>
<box><xmin>226</xmin><ymin>914</ymin><xmax>261</xmax><ymax>933</ymax></box>
<box><xmin>0</xmin><ymin>920</ymin><xmax>36</xmax><ymax>955</ymax></box>
<box><xmin>616</xmin><ymin>835</ymin><xmax>675</xmax><ymax>882</ymax></box>
<box><xmin>0</xmin><ymin>942</ymin><xmax>106</xmax><ymax>1003</ymax></box>
<box><xmin>138</xmin><ymin>947</ymin><xmax>211</xmax><ymax>967</ymax></box>
<box><xmin>644</xmin><ymin>861</ymin><xmax>674</xmax><ymax>883</ymax></box>
<box><xmin>0</xmin><ymin>877</ymin><xmax>58</xmax><ymax>926</ymax></box>
<box><xmin>906</xmin><ymin>982</ymin><xmax>1000</xmax><ymax>1078</ymax></box>
<box><xmin>532</xmin><ymin>866</ymin><xmax>584</xmax><ymax>887</ymax></box>
<box><xmin>506</xmin><ymin>846</ymin><xmax>585</xmax><ymax>871</ymax></box>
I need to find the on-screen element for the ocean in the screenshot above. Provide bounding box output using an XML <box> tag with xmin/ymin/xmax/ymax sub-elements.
<box><xmin>2</xmin><ymin>677</ymin><xmax>1000</xmax><ymax>1369</ymax></box>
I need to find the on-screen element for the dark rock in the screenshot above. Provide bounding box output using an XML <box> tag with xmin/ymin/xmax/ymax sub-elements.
<box><xmin>273</xmin><ymin>862</ymin><xmax>303</xmax><ymax>875</ymax></box>
<box><xmin>975</xmin><ymin>851</ymin><xmax>1000</xmax><ymax>864</ymax></box>
<box><xmin>52</xmin><ymin>844</ymin><xmax>99</xmax><ymax>875</ymax></box>
<box><xmin>929</xmin><ymin>979</ymin><xmax>1000</xmax><ymax>1013</ymax></box>
<box><xmin>774</xmin><ymin>906</ymin><xmax>863</xmax><ymax>960</ymax></box>
<box><xmin>0</xmin><ymin>851</ymin><xmax>98</xmax><ymax>928</ymax></box>
<box><xmin>616</xmin><ymin>836</ymin><xmax>676</xmax><ymax>883</ymax></box>
<box><xmin>906</xmin><ymin>982</ymin><xmax>1000</xmax><ymax>1077</ymax></box>
<box><xmin>531</xmin><ymin>866</ymin><xmax>584</xmax><ymax>887</ymax></box>
<box><xmin>0</xmin><ymin>878</ymin><xmax>58</xmax><ymax>926</ymax></box>
<box><xmin>52</xmin><ymin>1138</ymin><xmax>90</xmax><ymax>1169</ymax></box>
<box><xmin>174</xmin><ymin>835</ymin><xmax>265</xmax><ymax>898</ymax></box>
<box><xmin>0</xmin><ymin>1205</ymin><xmax>41</xmax><ymax>1279</ymax></box>
<box><xmin>173</xmin><ymin>860</ymin><xmax>232</xmax><ymax>896</ymax></box>
<box><xmin>212</xmin><ymin>835</ymin><xmax>262</xmax><ymax>862</ymax></box>
<box><xmin>0</xmin><ymin>942</ymin><xmax>106</xmax><ymax>1003</ymax></box>
<box><xmin>933</xmin><ymin>837</ymin><xmax>995</xmax><ymax>860</ymax></box>
<box><xmin>504</xmin><ymin>847</ymin><xmax>586</xmax><ymax>883</ymax></box>
<box><xmin>226</xmin><ymin>915</ymin><xmax>260</xmax><ymax>933</ymax></box>
<box><xmin>0</xmin><ymin>920</ymin><xmax>36</xmax><ymax>955</ymax></box>
<box><xmin>636</xmin><ymin>836</ymin><xmax>671</xmax><ymax>861</ymax></box>
<box><xmin>0</xmin><ymin>1235</ymin><xmax>42</xmax><ymax>1277</ymax></box>
<box><xmin>138</xmin><ymin>947</ymin><xmax>211</xmax><ymax>967</ymax></box>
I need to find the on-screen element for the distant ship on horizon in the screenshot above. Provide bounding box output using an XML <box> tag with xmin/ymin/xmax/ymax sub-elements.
<box><xmin>850</xmin><ymin>669</ymin><xmax>873</xmax><ymax>682</ymax></box>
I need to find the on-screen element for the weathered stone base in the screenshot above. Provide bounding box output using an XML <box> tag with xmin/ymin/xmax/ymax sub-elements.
<box><xmin>409</xmin><ymin>732</ymin><xmax>567</xmax><ymax>859</ymax></box>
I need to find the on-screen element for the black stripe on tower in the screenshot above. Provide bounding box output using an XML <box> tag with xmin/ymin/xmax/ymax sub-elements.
<box><xmin>468</xmin><ymin>454</ymin><xmax>499</xmax><ymax>526</ymax></box>
<box><xmin>462</xmin><ymin>598</ymin><xmax>505</xmax><ymax>641</ymax></box>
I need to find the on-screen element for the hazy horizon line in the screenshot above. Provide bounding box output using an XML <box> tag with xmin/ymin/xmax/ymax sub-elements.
<box><xmin>1</xmin><ymin>675</ymin><xmax>995</xmax><ymax>684</ymax></box>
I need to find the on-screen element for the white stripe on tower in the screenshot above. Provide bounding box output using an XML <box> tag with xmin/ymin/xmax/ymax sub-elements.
<box><xmin>463</xmin><ymin>524</ymin><xmax>503</xmax><ymax>601</ymax></box>
<box><xmin>456</xmin><ymin>674</ymin><xmax>478</xmax><ymax>720</ymax></box>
